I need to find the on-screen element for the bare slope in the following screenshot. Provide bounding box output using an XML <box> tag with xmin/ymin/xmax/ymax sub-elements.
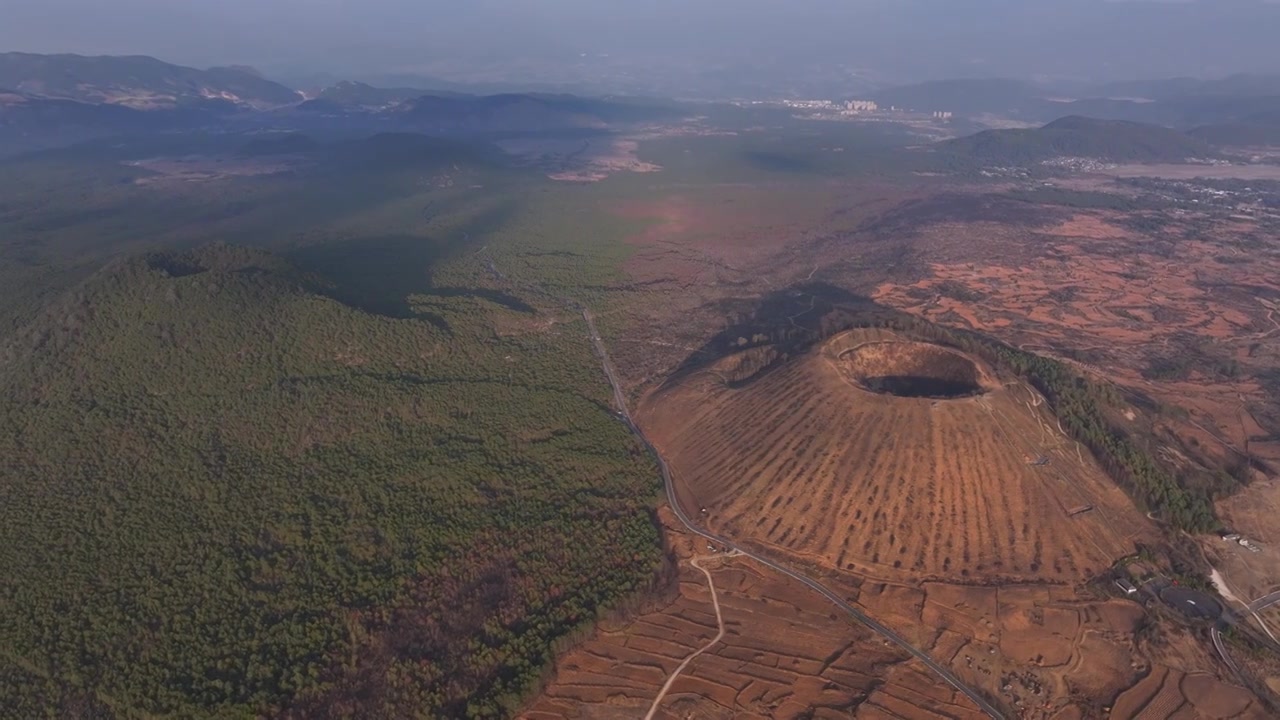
<box><xmin>638</xmin><ymin>328</ymin><xmax>1155</xmax><ymax>583</ymax></box>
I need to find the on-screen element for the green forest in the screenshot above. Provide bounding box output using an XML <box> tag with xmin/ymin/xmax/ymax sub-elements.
<box><xmin>0</xmin><ymin>242</ymin><xmax>664</xmax><ymax>718</ymax></box>
<box><xmin>0</xmin><ymin>139</ymin><xmax>668</xmax><ymax>719</ymax></box>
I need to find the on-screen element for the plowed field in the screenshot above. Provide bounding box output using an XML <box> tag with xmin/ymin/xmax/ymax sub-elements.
<box><xmin>870</xmin><ymin>209</ymin><xmax>1280</xmax><ymax>475</ymax></box>
<box><xmin>1109</xmin><ymin>666</ymin><xmax>1268</xmax><ymax>720</ymax></box>
<box><xmin>637</xmin><ymin>328</ymin><xmax>1155</xmax><ymax>582</ymax></box>
<box><xmin>523</xmin><ymin>509</ymin><xmax>988</xmax><ymax>720</ymax></box>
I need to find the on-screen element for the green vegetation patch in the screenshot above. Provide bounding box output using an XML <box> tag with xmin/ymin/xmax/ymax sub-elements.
<box><xmin>0</xmin><ymin>234</ymin><xmax>662</xmax><ymax>718</ymax></box>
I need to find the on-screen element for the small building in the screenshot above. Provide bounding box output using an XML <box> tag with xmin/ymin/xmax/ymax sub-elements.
<box><xmin>1115</xmin><ymin>578</ymin><xmax>1138</xmax><ymax>596</ymax></box>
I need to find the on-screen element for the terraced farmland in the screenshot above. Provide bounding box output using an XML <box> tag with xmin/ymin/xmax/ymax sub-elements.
<box><xmin>1109</xmin><ymin>666</ymin><xmax>1267</xmax><ymax>720</ymax></box>
<box><xmin>524</xmin><ymin>510</ymin><xmax>988</xmax><ymax>720</ymax></box>
<box><xmin>638</xmin><ymin>328</ymin><xmax>1155</xmax><ymax>582</ymax></box>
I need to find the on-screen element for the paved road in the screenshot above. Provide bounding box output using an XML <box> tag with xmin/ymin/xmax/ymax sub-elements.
<box><xmin>1244</xmin><ymin>591</ymin><xmax>1280</xmax><ymax>645</ymax></box>
<box><xmin>644</xmin><ymin>556</ymin><xmax>725</xmax><ymax>720</ymax></box>
<box><xmin>1247</xmin><ymin>591</ymin><xmax>1280</xmax><ymax>614</ymax></box>
<box><xmin>581</xmin><ymin>309</ymin><xmax>1006</xmax><ymax>720</ymax></box>
<box><xmin>1209</xmin><ymin>589</ymin><xmax>1280</xmax><ymax>688</ymax></box>
<box><xmin>1212</xmin><ymin>627</ymin><xmax>1247</xmax><ymax>684</ymax></box>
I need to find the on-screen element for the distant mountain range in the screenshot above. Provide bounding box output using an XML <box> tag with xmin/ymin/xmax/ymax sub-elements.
<box><xmin>873</xmin><ymin>74</ymin><xmax>1280</xmax><ymax>139</ymax></box>
<box><xmin>312</xmin><ymin>81</ymin><xmax>460</xmax><ymax>109</ymax></box>
<box><xmin>0</xmin><ymin>53</ymin><xmax>687</xmax><ymax>156</ymax></box>
<box><xmin>0</xmin><ymin>89</ymin><xmax>243</xmax><ymax>155</ymax></box>
<box><xmin>938</xmin><ymin>116</ymin><xmax>1220</xmax><ymax>164</ymax></box>
<box><xmin>0</xmin><ymin>52</ymin><xmax>301</xmax><ymax>109</ymax></box>
<box><xmin>5</xmin><ymin>51</ymin><xmax>1280</xmax><ymax>160</ymax></box>
<box><xmin>286</xmin><ymin>90</ymin><xmax>681</xmax><ymax>138</ymax></box>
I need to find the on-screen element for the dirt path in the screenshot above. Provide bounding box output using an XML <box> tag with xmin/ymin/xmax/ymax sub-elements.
<box><xmin>1212</xmin><ymin>568</ymin><xmax>1248</xmax><ymax>608</ymax></box>
<box><xmin>644</xmin><ymin>556</ymin><xmax>724</xmax><ymax>720</ymax></box>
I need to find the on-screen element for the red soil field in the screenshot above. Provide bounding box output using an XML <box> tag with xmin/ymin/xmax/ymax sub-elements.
<box><xmin>523</xmin><ymin>509</ymin><xmax>988</xmax><ymax>720</ymax></box>
<box><xmin>528</xmin><ymin>182</ymin><xmax>1278</xmax><ymax>717</ymax></box>
<box><xmin>1109</xmin><ymin>666</ymin><xmax>1267</xmax><ymax>719</ymax></box>
<box><xmin>871</xmin><ymin>209</ymin><xmax>1280</xmax><ymax>474</ymax></box>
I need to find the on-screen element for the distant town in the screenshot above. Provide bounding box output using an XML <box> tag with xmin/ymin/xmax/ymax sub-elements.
<box><xmin>736</xmin><ymin>98</ymin><xmax>953</xmax><ymax>122</ymax></box>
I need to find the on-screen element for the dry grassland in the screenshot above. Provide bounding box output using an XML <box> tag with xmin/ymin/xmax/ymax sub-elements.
<box><xmin>1209</xmin><ymin>473</ymin><xmax>1280</xmax><ymax>599</ymax></box>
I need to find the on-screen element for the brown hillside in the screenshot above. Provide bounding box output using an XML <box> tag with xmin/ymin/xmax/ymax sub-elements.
<box><xmin>524</xmin><ymin>508</ymin><xmax>988</xmax><ymax>720</ymax></box>
<box><xmin>638</xmin><ymin>328</ymin><xmax>1156</xmax><ymax>583</ymax></box>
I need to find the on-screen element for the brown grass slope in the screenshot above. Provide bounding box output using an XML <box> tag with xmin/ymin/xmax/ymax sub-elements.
<box><xmin>638</xmin><ymin>328</ymin><xmax>1156</xmax><ymax>583</ymax></box>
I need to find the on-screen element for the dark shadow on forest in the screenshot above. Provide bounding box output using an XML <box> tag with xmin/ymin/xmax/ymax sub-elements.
<box><xmin>289</xmin><ymin>233</ymin><xmax>450</xmax><ymax>324</ymax></box>
<box><xmin>286</xmin><ymin>200</ymin><xmax>530</xmax><ymax>327</ymax></box>
<box><xmin>146</xmin><ymin>253</ymin><xmax>209</xmax><ymax>278</ymax></box>
<box><xmin>425</xmin><ymin>287</ymin><xmax>534</xmax><ymax>314</ymax></box>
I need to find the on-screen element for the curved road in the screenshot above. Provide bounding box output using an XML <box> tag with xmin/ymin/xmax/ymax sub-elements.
<box><xmin>1242</xmin><ymin>590</ymin><xmax>1280</xmax><ymax>645</ymax></box>
<box><xmin>1246</xmin><ymin>591</ymin><xmax>1280</xmax><ymax>615</ymax></box>
<box><xmin>1214</xmin><ymin>588</ymin><xmax>1280</xmax><ymax>684</ymax></box>
<box><xmin>582</xmin><ymin>309</ymin><xmax>1006</xmax><ymax>720</ymax></box>
<box><xmin>644</xmin><ymin>556</ymin><xmax>726</xmax><ymax>720</ymax></box>
<box><xmin>1212</xmin><ymin>627</ymin><xmax>1246</xmax><ymax>683</ymax></box>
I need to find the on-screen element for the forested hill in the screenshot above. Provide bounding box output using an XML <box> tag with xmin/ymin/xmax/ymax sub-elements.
<box><xmin>938</xmin><ymin>115</ymin><xmax>1221</xmax><ymax>164</ymax></box>
<box><xmin>0</xmin><ymin>243</ymin><xmax>665</xmax><ymax>717</ymax></box>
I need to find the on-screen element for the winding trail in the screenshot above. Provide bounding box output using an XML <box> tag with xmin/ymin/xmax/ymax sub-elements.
<box><xmin>580</xmin><ymin>308</ymin><xmax>1006</xmax><ymax>720</ymax></box>
<box><xmin>643</xmin><ymin>556</ymin><xmax>725</xmax><ymax>720</ymax></box>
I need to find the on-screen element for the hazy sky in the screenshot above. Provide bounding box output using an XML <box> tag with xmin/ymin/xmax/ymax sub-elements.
<box><xmin>3</xmin><ymin>1</ymin><xmax>1279</xmax><ymax>88</ymax></box>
